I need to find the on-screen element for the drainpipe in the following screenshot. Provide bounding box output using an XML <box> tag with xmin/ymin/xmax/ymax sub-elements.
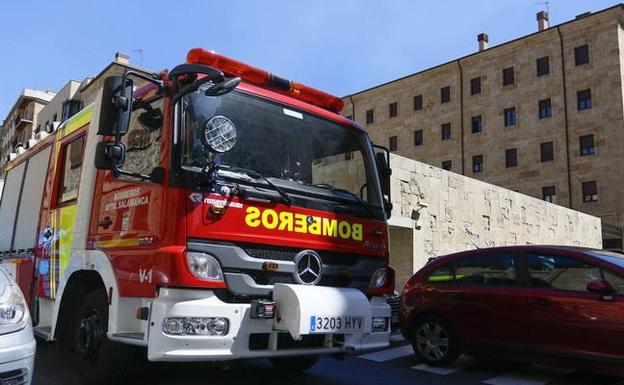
<box><xmin>557</xmin><ymin>26</ymin><xmax>573</xmax><ymax>208</ymax></box>
<box><xmin>349</xmin><ymin>95</ymin><xmax>356</xmax><ymax>123</ymax></box>
<box><xmin>457</xmin><ymin>60</ymin><xmax>466</xmax><ymax>175</ymax></box>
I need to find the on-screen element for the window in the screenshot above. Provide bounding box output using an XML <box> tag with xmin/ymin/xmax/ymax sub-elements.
<box><xmin>471</xmin><ymin>115</ymin><xmax>482</xmax><ymax>133</ymax></box>
<box><xmin>536</xmin><ymin>56</ymin><xmax>550</xmax><ymax>76</ymax></box>
<box><xmin>574</xmin><ymin>44</ymin><xmax>589</xmax><ymax>66</ymax></box>
<box><xmin>442</xmin><ymin>160</ymin><xmax>452</xmax><ymax>171</ymax></box>
<box><xmin>389</xmin><ymin>135</ymin><xmax>398</xmax><ymax>152</ymax></box>
<box><xmin>580</xmin><ymin>134</ymin><xmax>595</xmax><ymax>156</ymax></box>
<box><xmin>345</xmin><ymin>115</ymin><xmax>352</xmax><ymax>121</ymax></box>
<box><xmin>427</xmin><ymin>254</ymin><xmax>517</xmax><ymax>286</ymax></box>
<box><xmin>603</xmin><ymin>269</ymin><xmax>624</xmax><ymax>295</ymax></box>
<box><xmin>472</xmin><ymin>155</ymin><xmax>483</xmax><ymax>173</ymax></box>
<box><xmin>58</xmin><ymin>135</ymin><xmax>86</xmax><ymax>205</ymax></box>
<box><xmin>542</xmin><ymin>186</ymin><xmax>556</xmax><ymax>203</ymax></box>
<box><xmin>61</xmin><ymin>99</ymin><xmax>82</xmax><ymax>122</ymax></box>
<box><xmin>441</xmin><ymin>123</ymin><xmax>451</xmax><ymax>140</ymax></box>
<box><xmin>454</xmin><ymin>254</ymin><xmax>517</xmax><ymax>286</ymax></box>
<box><xmin>53</xmin><ymin>113</ymin><xmax>58</xmax><ymax>122</ymax></box>
<box><xmin>505</xmin><ymin>148</ymin><xmax>518</xmax><ymax>168</ymax></box>
<box><xmin>414</xmin><ymin>130</ymin><xmax>423</xmax><ymax>146</ymax></box>
<box><xmin>440</xmin><ymin>86</ymin><xmax>451</xmax><ymax>104</ymax></box>
<box><xmin>389</xmin><ymin>102</ymin><xmax>398</xmax><ymax>118</ymax></box>
<box><xmin>427</xmin><ymin>264</ymin><xmax>453</xmax><ymax>283</ymax></box>
<box><xmin>470</xmin><ymin>77</ymin><xmax>481</xmax><ymax>95</ymax></box>
<box><xmin>577</xmin><ymin>89</ymin><xmax>592</xmax><ymax>110</ymax></box>
<box><xmin>414</xmin><ymin>95</ymin><xmax>423</xmax><ymax>111</ymax></box>
<box><xmin>541</xmin><ymin>142</ymin><xmax>554</xmax><ymax>162</ymax></box>
<box><xmin>366</xmin><ymin>109</ymin><xmax>374</xmax><ymax>124</ymax></box>
<box><xmin>527</xmin><ymin>253</ymin><xmax>600</xmax><ymax>291</ymax></box>
<box><xmin>502</xmin><ymin>67</ymin><xmax>515</xmax><ymax>86</ymax></box>
<box><xmin>582</xmin><ymin>181</ymin><xmax>598</xmax><ymax>202</ymax></box>
<box><xmin>538</xmin><ymin>98</ymin><xmax>552</xmax><ymax>119</ymax></box>
<box><xmin>504</xmin><ymin>107</ymin><xmax>517</xmax><ymax>126</ymax></box>
<box><xmin>119</xmin><ymin>98</ymin><xmax>164</xmax><ymax>178</ymax></box>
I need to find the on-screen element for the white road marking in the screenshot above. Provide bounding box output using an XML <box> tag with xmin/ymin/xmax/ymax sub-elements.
<box><xmin>411</xmin><ymin>356</ymin><xmax>472</xmax><ymax>375</ymax></box>
<box><xmin>482</xmin><ymin>365</ymin><xmax>574</xmax><ymax>385</ymax></box>
<box><xmin>358</xmin><ymin>345</ymin><xmax>414</xmax><ymax>362</ymax></box>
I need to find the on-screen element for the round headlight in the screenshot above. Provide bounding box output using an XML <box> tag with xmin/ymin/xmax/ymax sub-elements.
<box><xmin>203</xmin><ymin>115</ymin><xmax>237</xmax><ymax>153</ymax></box>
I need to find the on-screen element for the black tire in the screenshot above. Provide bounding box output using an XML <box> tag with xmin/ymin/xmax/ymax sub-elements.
<box><xmin>269</xmin><ymin>355</ymin><xmax>320</xmax><ymax>373</ymax></box>
<box><xmin>66</xmin><ymin>289</ymin><xmax>135</xmax><ymax>385</ymax></box>
<box><xmin>410</xmin><ymin>315</ymin><xmax>460</xmax><ymax>366</ymax></box>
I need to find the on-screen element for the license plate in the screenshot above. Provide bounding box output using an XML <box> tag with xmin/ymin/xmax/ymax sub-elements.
<box><xmin>309</xmin><ymin>315</ymin><xmax>364</xmax><ymax>333</ymax></box>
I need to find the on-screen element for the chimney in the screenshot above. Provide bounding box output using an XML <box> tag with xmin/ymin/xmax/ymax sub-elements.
<box><xmin>478</xmin><ymin>33</ymin><xmax>489</xmax><ymax>51</ymax></box>
<box><xmin>537</xmin><ymin>11</ymin><xmax>549</xmax><ymax>31</ymax></box>
<box><xmin>114</xmin><ymin>51</ymin><xmax>130</xmax><ymax>65</ymax></box>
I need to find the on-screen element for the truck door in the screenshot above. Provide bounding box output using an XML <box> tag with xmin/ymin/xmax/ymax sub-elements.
<box><xmin>89</xmin><ymin>97</ymin><xmax>165</xmax><ymax>297</ymax></box>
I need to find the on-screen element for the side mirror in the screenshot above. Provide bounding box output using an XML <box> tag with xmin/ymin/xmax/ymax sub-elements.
<box><xmin>373</xmin><ymin>145</ymin><xmax>393</xmax><ymax>218</ymax></box>
<box><xmin>94</xmin><ymin>141</ymin><xmax>126</xmax><ymax>172</ymax></box>
<box><xmin>587</xmin><ymin>279</ymin><xmax>614</xmax><ymax>295</ymax></box>
<box><xmin>97</xmin><ymin>76</ymin><xmax>134</xmax><ymax>137</ymax></box>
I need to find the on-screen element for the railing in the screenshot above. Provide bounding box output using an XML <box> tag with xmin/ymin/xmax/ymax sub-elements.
<box><xmin>602</xmin><ymin>222</ymin><xmax>622</xmax><ymax>240</ymax></box>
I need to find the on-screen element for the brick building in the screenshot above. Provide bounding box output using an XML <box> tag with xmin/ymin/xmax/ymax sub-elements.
<box><xmin>343</xmin><ymin>5</ymin><xmax>624</xmax><ymax>249</ymax></box>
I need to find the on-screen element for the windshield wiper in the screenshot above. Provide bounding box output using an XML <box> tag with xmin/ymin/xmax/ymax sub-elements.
<box><xmin>312</xmin><ymin>183</ymin><xmax>377</xmax><ymax>218</ymax></box>
<box><xmin>208</xmin><ymin>164</ymin><xmax>293</xmax><ymax>205</ymax></box>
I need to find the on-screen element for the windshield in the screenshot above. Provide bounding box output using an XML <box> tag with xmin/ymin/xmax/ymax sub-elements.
<box><xmin>181</xmin><ymin>90</ymin><xmax>384</xmax><ymax>217</ymax></box>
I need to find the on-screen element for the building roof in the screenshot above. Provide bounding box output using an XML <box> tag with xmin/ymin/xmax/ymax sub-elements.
<box><xmin>343</xmin><ymin>3</ymin><xmax>624</xmax><ymax>99</ymax></box>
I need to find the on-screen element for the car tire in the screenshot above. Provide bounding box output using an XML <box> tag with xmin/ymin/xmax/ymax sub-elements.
<box><xmin>269</xmin><ymin>355</ymin><xmax>320</xmax><ymax>373</ymax></box>
<box><xmin>410</xmin><ymin>315</ymin><xmax>459</xmax><ymax>366</ymax></box>
<box><xmin>67</xmin><ymin>289</ymin><xmax>136</xmax><ymax>385</ymax></box>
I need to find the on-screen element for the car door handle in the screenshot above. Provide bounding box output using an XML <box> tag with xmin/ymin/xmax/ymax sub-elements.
<box><xmin>97</xmin><ymin>217</ymin><xmax>113</xmax><ymax>229</ymax></box>
<box><xmin>530</xmin><ymin>298</ymin><xmax>552</xmax><ymax>306</ymax></box>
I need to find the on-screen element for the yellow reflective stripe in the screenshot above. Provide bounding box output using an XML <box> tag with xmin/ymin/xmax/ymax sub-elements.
<box><xmin>95</xmin><ymin>238</ymin><xmax>141</xmax><ymax>248</ymax></box>
<box><xmin>59</xmin><ymin>103</ymin><xmax>93</xmax><ymax>136</ymax></box>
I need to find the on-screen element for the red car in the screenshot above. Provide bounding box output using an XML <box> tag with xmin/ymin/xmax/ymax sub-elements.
<box><xmin>399</xmin><ymin>246</ymin><xmax>624</xmax><ymax>374</ymax></box>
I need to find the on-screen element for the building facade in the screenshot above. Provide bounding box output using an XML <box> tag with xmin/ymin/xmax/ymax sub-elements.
<box><xmin>0</xmin><ymin>89</ymin><xmax>55</xmax><ymax>174</ymax></box>
<box><xmin>343</xmin><ymin>5</ymin><xmax>624</xmax><ymax>249</ymax></box>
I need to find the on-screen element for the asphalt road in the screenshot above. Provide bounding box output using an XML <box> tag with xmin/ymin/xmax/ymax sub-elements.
<box><xmin>34</xmin><ymin>341</ymin><xmax>624</xmax><ymax>385</ymax></box>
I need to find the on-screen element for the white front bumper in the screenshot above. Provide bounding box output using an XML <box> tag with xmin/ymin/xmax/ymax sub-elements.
<box><xmin>0</xmin><ymin>324</ymin><xmax>36</xmax><ymax>385</ymax></box>
<box><xmin>147</xmin><ymin>286</ymin><xmax>390</xmax><ymax>362</ymax></box>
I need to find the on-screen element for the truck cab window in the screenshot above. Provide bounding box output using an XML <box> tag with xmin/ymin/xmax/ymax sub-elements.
<box><xmin>118</xmin><ymin>98</ymin><xmax>164</xmax><ymax>180</ymax></box>
<box><xmin>58</xmin><ymin>135</ymin><xmax>86</xmax><ymax>205</ymax></box>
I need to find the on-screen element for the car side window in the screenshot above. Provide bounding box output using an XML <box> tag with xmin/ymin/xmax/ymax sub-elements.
<box><xmin>453</xmin><ymin>254</ymin><xmax>517</xmax><ymax>286</ymax></box>
<box><xmin>527</xmin><ymin>253</ymin><xmax>601</xmax><ymax>292</ymax></box>
<box><xmin>603</xmin><ymin>269</ymin><xmax>624</xmax><ymax>295</ymax></box>
<box><xmin>117</xmin><ymin>98</ymin><xmax>164</xmax><ymax>180</ymax></box>
<box><xmin>427</xmin><ymin>264</ymin><xmax>453</xmax><ymax>283</ymax></box>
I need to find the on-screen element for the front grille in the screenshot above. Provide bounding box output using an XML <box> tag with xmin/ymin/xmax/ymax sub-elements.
<box><xmin>386</xmin><ymin>295</ymin><xmax>400</xmax><ymax>331</ymax></box>
<box><xmin>247</xmin><ymin>270</ymin><xmax>352</xmax><ymax>287</ymax></box>
<box><xmin>249</xmin><ymin>333</ymin><xmax>337</xmax><ymax>351</ymax></box>
<box><xmin>0</xmin><ymin>369</ymin><xmax>27</xmax><ymax>385</ymax></box>
<box><xmin>242</xmin><ymin>243</ymin><xmax>362</xmax><ymax>266</ymax></box>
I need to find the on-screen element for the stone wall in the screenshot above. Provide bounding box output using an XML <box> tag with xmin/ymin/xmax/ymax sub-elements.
<box><xmin>388</xmin><ymin>154</ymin><xmax>603</xmax><ymax>288</ymax></box>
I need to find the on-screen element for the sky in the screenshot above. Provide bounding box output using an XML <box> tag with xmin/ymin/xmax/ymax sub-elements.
<box><xmin>0</xmin><ymin>0</ymin><xmax>620</xmax><ymax>119</ymax></box>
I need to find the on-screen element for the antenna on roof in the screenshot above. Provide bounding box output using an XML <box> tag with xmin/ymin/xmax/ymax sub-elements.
<box><xmin>133</xmin><ymin>49</ymin><xmax>144</xmax><ymax>67</ymax></box>
<box><xmin>535</xmin><ymin>1</ymin><xmax>550</xmax><ymax>14</ymax></box>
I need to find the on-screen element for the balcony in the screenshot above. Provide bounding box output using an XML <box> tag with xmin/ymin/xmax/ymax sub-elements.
<box><xmin>13</xmin><ymin>112</ymin><xmax>34</xmax><ymax>131</ymax></box>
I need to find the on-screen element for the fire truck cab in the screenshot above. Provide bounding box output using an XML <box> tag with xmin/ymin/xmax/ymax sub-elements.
<box><xmin>0</xmin><ymin>49</ymin><xmax>394</xmax><ymax>384</ymax></box>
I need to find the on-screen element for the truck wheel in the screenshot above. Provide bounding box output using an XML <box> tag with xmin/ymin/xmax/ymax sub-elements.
<box><xmin>410</xmin><ymin>315</ymin><xmax>459</xmax><ymax>366</ymax></box>
<box><xmin>70</xmin><ymin>289</ymin><xmax>134</xmax><ymax>385</ymax></box>
<box><xmin>269</xmin><ymin>355</ymin><xmax>319</xmax><ymax>373</ymax></box>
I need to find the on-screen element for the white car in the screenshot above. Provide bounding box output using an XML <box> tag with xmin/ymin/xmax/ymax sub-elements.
<box><xmin>0</xmin><ymin>266</ymin><xmax>35</xmax><ymax>384</ymax></box>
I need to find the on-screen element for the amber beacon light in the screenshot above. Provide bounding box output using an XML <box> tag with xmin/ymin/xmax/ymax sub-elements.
<box><xmin>187</xmin><ymin>48</ymin><xmax>344</xmax><ymax>113</ymax></box>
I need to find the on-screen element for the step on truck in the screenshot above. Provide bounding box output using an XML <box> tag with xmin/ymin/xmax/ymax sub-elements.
<box><xmin>0</xmin><ymin>48</ymin><xmax>395</xmax><ymax>383</ymax></box>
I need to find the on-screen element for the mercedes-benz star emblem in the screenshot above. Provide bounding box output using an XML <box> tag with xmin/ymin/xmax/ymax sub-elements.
<box><xmin>293</xmin><ymin>250</ymin><xmax>323</xmax><ymax>285</ymax></box>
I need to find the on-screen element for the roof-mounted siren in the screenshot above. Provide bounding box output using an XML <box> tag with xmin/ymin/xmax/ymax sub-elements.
<box><xmin>186</xmin><ymin>48</ymin><xmax>344</xmax><ymax>113</ymax></box>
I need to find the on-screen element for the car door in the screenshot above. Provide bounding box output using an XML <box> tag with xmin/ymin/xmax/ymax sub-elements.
<box><xmin>525</xmin><ymin>252</ymin><xmax>624</xmax><ymax>361</ymax></box>
<box><xmin>441</xmin><ymin>251</ymin><xmax>530</xmax><ymax>351</ymax></box>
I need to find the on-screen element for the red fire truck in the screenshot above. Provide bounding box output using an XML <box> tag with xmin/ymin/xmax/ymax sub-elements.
<box><xmin>0</xmin><ymin>48</ymin><xmax>394</xmax><ymax>384</ymax></box>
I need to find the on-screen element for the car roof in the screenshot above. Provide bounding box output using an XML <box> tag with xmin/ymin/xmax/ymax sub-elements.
<box><xmin>438</xmin><ymin>245</ymin><xmax>610</xmax><ymax>259</ymax></box>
